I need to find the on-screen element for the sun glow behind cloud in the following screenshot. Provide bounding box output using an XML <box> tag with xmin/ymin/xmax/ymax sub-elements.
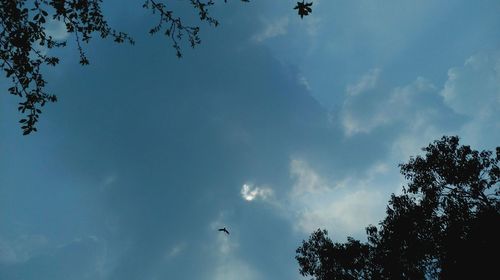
<box><xmin>240</xmin><ymin>183</ymin><xmax>273</xmax><ymax>201</ymax></box>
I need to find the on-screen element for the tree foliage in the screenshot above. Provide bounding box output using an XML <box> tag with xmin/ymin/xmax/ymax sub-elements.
<box><xmin>1</xmin><ymin>0</ymin><xmax>135</xmax><ymax>134</ymax></box>
<box><xmin>296</xmin><ymin>136</ymin><xmax>500</xmax><ymax>279</ymax></box>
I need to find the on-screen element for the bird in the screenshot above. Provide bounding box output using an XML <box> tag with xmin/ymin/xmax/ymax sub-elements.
<box><xmin>218</xmin><ymin>227</ymin><xmax>230</xmax><ymax>235</ymax></box>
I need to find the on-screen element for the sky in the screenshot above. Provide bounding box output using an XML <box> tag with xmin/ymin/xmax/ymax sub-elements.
<box><xmin>1</xmin><ymin>0</ymin><xmax>500</xmax><ymax>279</ymax></box>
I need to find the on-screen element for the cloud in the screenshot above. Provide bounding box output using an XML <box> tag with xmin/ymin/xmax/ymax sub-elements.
<box><xmin>346</xmin><ymin>68</ymin><xmax>381</xmax><ymax>96</ymax></box>
<box><xmin>304</xmin><ymin>16</ymin><xmax>322</xmax><ymax>38</ymax></box>
<box><xmin>45</xmin><ymin>19</ymin><xmax>69</xmax><ymax>40</ymax></box>
<box><xmin>341</xmin><ymin>69</ymin><xmax>439</xmax><ymax>136</ymax></box>
<box><xmin>440</xmin><ymin>51</ymin><xmax>500</xmax><ymax>147</ymax></box>
<box><xmin>341</xmin><ymin>70</ymin><xmax>455</xmax><ymax>161</ymax></box>
<box><xmin>0</xmin><ymin>235</ymin><xmax>48</xmax><ymax>265</ymax></box>
<box><xmin>341</xmin><ymin>68</ymin><xmax>387</xmax><ymax>136</ymax></box>
<box><xmin>287</xmin><ymin>159</ymin><xmax>387</xmax><ymax>239</ymax></box>
<box><xmin>389</xmin><ymin>50</ymin><xmax>500</xmax><ymax>157</ymax></box>
<box><xmin>36</xmin><ymin>19</ymin><xmax>69</xmax><ymax>55</ymax></box>
<box><xmin>238</xmin><ymin>159</ymin><xmax>392</xmax><ymax>240</ymax></box>
<box><xmin>298</xmin><ymin>75</ymin><xmax>312</xmax><ymax>91</ymax></box>
<box><xmin>339</xmin><ymin>51</ymin><xmax>500</xmax><ymax>171</ymax></box>
<box><xmin>289</xmin><ymin>159</ymin><xmax>329</xmax><ymax>195</ymax></box>
<box><xmin>295</xmin><ymin>189</ymin><xmax>384</xmax><ymax>238</ymax></box>
<box><xmin>0</xmin><ymin>236</ymin><xmax>106</xmax><ymax>280</ymax></box>
<box><xmin>208</xmin><ymin>213</ymin><xmax>261</xmax><ymax>280</ymax></box>
<box><xmin>240</xmin><ymin>183</ymin><xmax>273</xmax><ymax>201</ymax></box>
<box><xmin>252</xmin><ymin>17</ymin><xmax>289</xmax><ymax>42</ymax></box>
<box><xmin>209</xmin><ymin>212</ymin><xmax>238</xmax><ymax>255</ymax></box>
<box><xmin>164</xmin><ymin>242</ymin><xmax>186</xmax><ymax>259</ymax></box>
<box><xmin>441</xmin><ymin>51</ymin><xmax>500</xmax><ymax>117</ymax></box>
<box><xmin>213</xmin><ymin>259</ymin><xmax>260</xmax><ymax>280</ymax></box>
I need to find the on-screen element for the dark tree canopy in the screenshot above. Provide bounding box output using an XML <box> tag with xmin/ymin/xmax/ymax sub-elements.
<box><xmin>1</xmin><ymin>0</ymin><xmax>314</xmax><ymax>135</ymax></box>
<box><xmin>296</xmin><ymin>136</ymin><xmax>500</xmax><ymax>279</ymax></box>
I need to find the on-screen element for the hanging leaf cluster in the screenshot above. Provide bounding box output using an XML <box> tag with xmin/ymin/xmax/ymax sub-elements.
<box><xmin>294</xmin><ymin>1</ymin><xmax>313</xmax><ymax>19</ymax></box>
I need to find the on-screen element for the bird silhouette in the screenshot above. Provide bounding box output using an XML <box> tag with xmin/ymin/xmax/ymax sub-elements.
<box><xmin>218</xmin><ymin>227</ymin><xmax>230</xmax><ymax>235</ymax></box>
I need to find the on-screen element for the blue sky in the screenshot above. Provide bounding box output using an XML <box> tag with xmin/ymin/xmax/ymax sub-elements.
<box><xmin>1</xmin><ymin>0</ymin><xmax>500</xmax><ymax>279</ymax></box>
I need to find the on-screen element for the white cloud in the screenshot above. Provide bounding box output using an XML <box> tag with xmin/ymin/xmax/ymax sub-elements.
<box><xmin>388</xmin><ymin>51</ymin><xmax>500</xmax><ymax>155</ymax></box>
<box><xmin>240</xmin><ymin>183</ymin><xmax>273</xmax><ymax>201</ymax></box>
<box><xmin>239</xmin><ymin>159</ymin><xmax>393</xmax><ymax>240</ymax></box>
<box><xmin>35</xmin><ymin>19</ymin><xmax>69</xmax><ymax>56</ymax></box>
<box><xmin>390</xmin><ymin>114</ymin><xmax>446</xmax><ymax>161</ymax></box>
<box><xmin>341</xmin><ymin>68</ymin><xmax>386</xmax><ymax>136</ymax></box>
<box><xmin>341</xmin><ymin>69</ymin><xmax>438</xmax><ymax>136</ymax></box>
<box><xmin>212</xmin><ymin>258</ymin><xmax>260</xmax><ymax>280</ymax></box>
<box><xmin>441</xmin><ymin>52</ymin><xmax>500</xmax><ymax>117</ymax></box>
<box><xmin>440</xmin><ymin>51</ymin><xmax>500</xmax><ymax>147</ymax></box>
<box><xmin>46</xmin><ymin>19</ymin><xmax>69</xmax><ymax>40</ymax></box>
<box><xmin>295</xmin><ymin>189</ymin><xmax>384</xmax><ymax>237</ymax></box>
<box><xmin>287</xmin><ymin>159</ymin><xmax>388</xmax><ymax>239</ymax></box>
<box><xmin>341</xmin><ymin>109</ymin><xmax>389</xmax><ymax>136</ymax></box>
<box><xmin>289</xmin><ymin>159</ymin><xmax>329</xmax><ymax>195</ymax></box>
<box><xmin>252</xmin><ymin>17</ymin><xmax>289</xmax><ymax>43</ymax></box>
<box><xmin>346</xmin><ymin>68</ymin><xmax>381</xmax><ymax>96</ymax></box>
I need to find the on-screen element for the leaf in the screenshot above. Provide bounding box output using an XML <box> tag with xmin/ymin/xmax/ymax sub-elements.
<box><xmin>294</xmin><ymin>1</ymin><xmax>313</xmax><ymax>19</ymax></box>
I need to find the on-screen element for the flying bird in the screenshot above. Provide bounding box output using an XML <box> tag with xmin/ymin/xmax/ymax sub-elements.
<box><xmin>218</xmin><ymin>227</ymin><xmax>230</xmax><ymax>235</ymax></box>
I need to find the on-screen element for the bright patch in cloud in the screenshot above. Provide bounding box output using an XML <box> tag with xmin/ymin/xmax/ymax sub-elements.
<box><xmin>46</xmin><ymin>19</ymin><xmax>69</xmax><ymax>40</ymax></box>
<box><xmin>288</xmin><ymin>159</ymin><xmax>387</xmax><ymax>238</ymax></box>
<box><xmin>295</xmin><ymin>189</ymin><xmax>384</xmax><ymax>237</ymax></box>
<box><xmin>240</xmin><ymin>183</ymin><xmax>273</xmax><ymax>201</ymax></box>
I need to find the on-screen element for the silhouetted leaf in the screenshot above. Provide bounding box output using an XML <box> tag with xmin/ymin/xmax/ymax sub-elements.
<box><xmin>294</xmin><ymin>1</ymin><xmax>313</xmax><ymax>19</ymax></box>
